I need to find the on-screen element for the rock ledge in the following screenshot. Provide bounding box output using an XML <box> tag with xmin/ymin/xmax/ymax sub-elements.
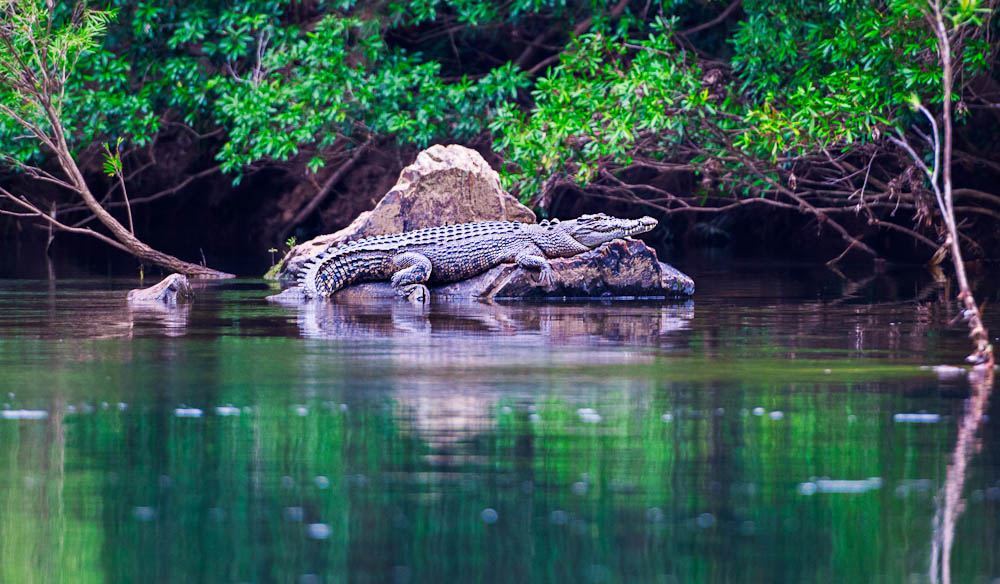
<box><xmin>127</xmin><ymin>274</ymin><xmax>194</xmax><ymax>305</ymax></box>
<box><xmin>268</xmin><ymin>144</ymin><xmax>695</xmax><ymax>300</ymax></box>
<box><xmin>273</xmin><ymin>144</ymin><xmax>534</xmax><ymax>283</ymax></box>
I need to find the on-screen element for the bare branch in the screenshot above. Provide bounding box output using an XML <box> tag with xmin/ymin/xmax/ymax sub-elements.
<box><xmin>0</xmin><ymin>185</ymin><xmax>131</xmax><ymax>253</ymax></box>
<box><xmin>680</xmin><ymin>0</ymin><xmax>742</xmax><ymax>36</ymax></box>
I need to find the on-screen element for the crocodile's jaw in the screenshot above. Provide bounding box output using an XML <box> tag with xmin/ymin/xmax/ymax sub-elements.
<box><xmin>562</xmin><ymin>214</ymin><xmax>658</xmax><ymax>248</ymax></box>
<box><xmin>623</xmin><ymin>216</ymin><xmax>658</xmax><ymax>237</ymax></box>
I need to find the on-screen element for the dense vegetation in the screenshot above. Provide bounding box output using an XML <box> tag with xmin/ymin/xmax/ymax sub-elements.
<box><xmin>1</xmin><ymin>0</ymin><xmax>998</xmax><ymax>264</ymax></box>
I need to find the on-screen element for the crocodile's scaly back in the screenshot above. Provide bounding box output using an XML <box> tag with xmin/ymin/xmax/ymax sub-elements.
<box><xmin>300</xmin><ymin>221</ymin><xmax>528</xmax><ymax>297</ymax></box>
<box><xmin>299</xmin><ymin>214</ymin><xmax>658</xmax><ymax>299</ymax></box>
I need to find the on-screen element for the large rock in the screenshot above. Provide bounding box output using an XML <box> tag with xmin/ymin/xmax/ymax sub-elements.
<box><xmin>127</xmin><ymin>274</ymin><xmax>194</xmax><ymax>305</ymax></box>
<box><xmin>272</xmin><ymin>144</ymin><xmax>535</xmax><ymax>283</ymax></box>
<box><xmin>268</xmin><ymin>143</ymin><xmax>696</xmax><ymax>300</ymax></box>
<box><xmin>269</xmin><ymin>239</ymin><xmax>694</xmax><ymax>302</ymax></box>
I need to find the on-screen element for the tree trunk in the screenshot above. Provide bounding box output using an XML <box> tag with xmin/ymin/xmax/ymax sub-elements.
<box><xmin>52</xmin><ymin>124</ymin><xmax>234</xmax><ymax>278</ymax></box>
<box><xmin>933</xmin><ymin>6</ymin><xmax>993</xmax><ymax>366</ymax></box>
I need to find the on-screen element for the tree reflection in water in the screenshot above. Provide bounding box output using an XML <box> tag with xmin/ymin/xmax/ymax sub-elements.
<box><xmin>930</xmin><ymin>366</ymin><xmax>995</xmax><ymax>584</ymax></box>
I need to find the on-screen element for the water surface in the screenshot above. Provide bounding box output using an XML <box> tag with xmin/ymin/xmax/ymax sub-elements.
<box><xmin>0</xmin><ymin>265</ymin><xmax>997</xmax><ymax>583</ymax></box>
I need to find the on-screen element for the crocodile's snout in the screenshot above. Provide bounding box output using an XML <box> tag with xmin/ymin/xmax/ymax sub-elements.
<box><xmin>628</xmin><ymin>216</ymin><xmax>658</xmax><ymax>235</ymax></box>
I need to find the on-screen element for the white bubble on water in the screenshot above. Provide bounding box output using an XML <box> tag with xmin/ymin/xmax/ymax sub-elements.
<box><xmin>798</xmin><ymin>482</ymin><xmax>818</xmax><ymax>495</ymax></box>
<box><xmin>293</xmin><ymin>406</ymin><xmax>309</xmax><ymax>417</ymax></box>
<box><xmin>307</xmin><ymin>523</ymin><xmax>332</xmax><ymax>540</ymax></box>
<box><xmin>1</xmin><ymin>409</ymin><xmax>48</xmax><ymax>420</ymax></box>
<box><xmin>800</xmin><ymin>478</ymin><xmax>882</xmax><ymax>494</ymax></box>
<box><xmin>314</xmin><ymin>476</ymin><xmax>330</xmax><ymax>489</ymax></box>
<box><xmin>577</xmin><ymin>408</ymin><xmax>602</xmax><ymax>423</ymax></box>
<box><xmin>174</xmin><ymin>407</ymin><xmax>203</xmax><ymax>418</ymax></box>
<box><xmin>752</xmin><ymin>407</ymin><xmax>765</xmax><ymax>416</ymax></box>
<box><xmin>893</xmin><ymin>413</ymin><xmax>940</xmax><ymax>424</ymax></box>
<box><xmin>769</xmin><ymin>411</ymin><xmax>785</xmax><ymax>420</ymax></box>
<box><xmin>529</xmin><ymin>413</ymin><xmax>541</xmax><ymax>423</ymax></box>
<box><xmin>661</xmin><ymin>413</ymin><xmax>673</xmax><ymax>422</ymax></box>
<box><xmin>480</xmin><ymin>508</ymin><xmax>499</xmax><ymax>524</ymax></box>
<box><xmin>500</xmin><ymin>406</ymin><xmax>512</xmax><ymax>415</ymax></box>
<box><xmin>215</xmin><ymin>405</ymin><xmax>241</xmax><ymax>416</ymax></box>
<box><xmin>932</xmin><ymin>365</ymin><xmax>966</xmax><ymax>379</ymax></box>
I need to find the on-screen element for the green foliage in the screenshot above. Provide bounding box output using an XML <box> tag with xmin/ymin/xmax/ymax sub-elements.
<box><xmin>1</xmin><ymin>0</ymin><xmax>535</xmax><ymax>176</ymax></box>
<box><xmin>210</xmin><ymin>15</ymin><xmax>528</xmax><ymax>173</ymax></box>
<box><xmin>492</xmin><ymin>21</ymin><xmax>706</xmax><ymax>196</ymax></box>
<box><xmin>493</xmin><ymin>0</ymin><xmax>994</xmax><ymax>198</ymax></box>
<box><xmin>0</xmin><ymin>0</ymin><xmax>994</xmax><ymax>201</ymax></box>
<box><xmin>102</xmin><ymin>137</ymin><xmax>125</xmax><ymax>177</ymax></box>
<box><xmin>0</xmin><ymin>1</ymin><xmax>118</xmax><ymax>160</ymax></box>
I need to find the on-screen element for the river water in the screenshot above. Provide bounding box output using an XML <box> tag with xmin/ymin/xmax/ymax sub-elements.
<box><xmin>0</xmin><ymin>263</ymin><xmax>997</xmax><ymax>583</ymax></box>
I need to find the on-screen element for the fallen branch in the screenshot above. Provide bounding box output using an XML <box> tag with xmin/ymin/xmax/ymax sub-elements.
<box><xmin>0</xmin><ymin>186</ymin><xmax>131</xmax><ymax>254</ymax></box>
<box><xmin>0</xmin><ymin>2</ymin><xmax>232</xmax><ymax>278</ymax></box>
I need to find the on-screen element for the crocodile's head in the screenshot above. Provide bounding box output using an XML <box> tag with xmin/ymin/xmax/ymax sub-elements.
<box><xmin>552</xmin><ymin>213</ymin><xmax>658</xmax><ymax>248</ymax></box>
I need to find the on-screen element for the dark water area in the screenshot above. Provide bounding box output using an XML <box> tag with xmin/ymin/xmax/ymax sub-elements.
<box><xmin>0</xmin><ymin>265</ymin><xmax>998</xmax><ymax>582</ymax></box>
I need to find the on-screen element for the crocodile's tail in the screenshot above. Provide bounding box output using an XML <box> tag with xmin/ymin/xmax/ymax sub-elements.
<box><xmin>299</xmin><ymin>247</ymin><xmax>341</xmax><ymax>298</ymax></box>
<box><xmin>300</xmin><ymin>246</ymin><xmax>391</xmax><ymax>298</ymax></box>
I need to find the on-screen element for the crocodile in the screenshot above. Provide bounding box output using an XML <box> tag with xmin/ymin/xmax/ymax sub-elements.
<box><xmin>299</xmin><ymin>213</ymin><xmax>658</xmax><ymax>301</ymax></box>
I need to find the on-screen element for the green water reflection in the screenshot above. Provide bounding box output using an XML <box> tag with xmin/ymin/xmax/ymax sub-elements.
<box><xmin>0</xmin><ymin>274</ymin><xmax>997</xmax><ymax>583</ymax></box>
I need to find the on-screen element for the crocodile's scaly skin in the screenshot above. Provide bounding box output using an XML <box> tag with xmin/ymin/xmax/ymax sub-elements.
<box><xmin>300</xmin><ymin>213</ymin><xmax>658</xmax><ymax>300</ymax></box>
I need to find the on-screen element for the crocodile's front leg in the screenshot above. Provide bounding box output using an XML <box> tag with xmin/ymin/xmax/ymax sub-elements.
<box><xmin>515</xmin><ymin>247</ymin><xmax>556</xmax><ymax>290</ymax></box>
<box><xmin>390</xmin><ymin>252</ymin><xmax>433</xmax><ymax>303</ymax></box>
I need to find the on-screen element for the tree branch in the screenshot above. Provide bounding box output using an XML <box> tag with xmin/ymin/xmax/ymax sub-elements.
<box><xmin>679</xmin><ymin>0</ymin><xmax>742</xmax><ymax>36</ymax></box>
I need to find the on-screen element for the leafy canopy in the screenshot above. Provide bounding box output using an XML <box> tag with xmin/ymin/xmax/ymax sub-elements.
<box><xmin>0</xmin><ymin>0</ymin><xmax>993</xmax><ymax>199</ymax></box>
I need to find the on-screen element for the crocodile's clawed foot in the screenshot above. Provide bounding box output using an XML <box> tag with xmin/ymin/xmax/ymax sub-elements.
<box><xmin>401</xmin><ymin>284</ymin><xmax>430</xmax><ymax>304</ymax></box>
<box><xmin>533</xmin><ymin>267</ymin><xmax>557</xmax><ymax>291</ymax></box>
